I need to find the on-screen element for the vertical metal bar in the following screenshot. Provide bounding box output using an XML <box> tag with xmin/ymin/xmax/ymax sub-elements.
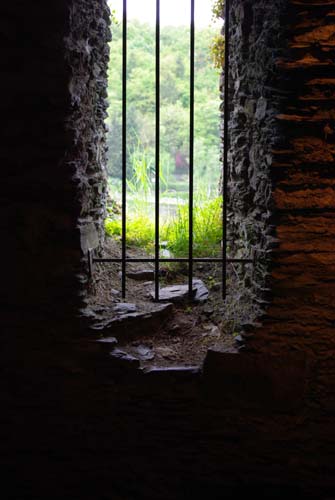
<box><xmin>222</xmin><ymin>0</ymin><xmax>230</xmax><ymax>299</ymax></box>
<box><xmin>188</xmin><ymin>0</ymin><xmax>195</xmax><ymax>299</ymax></box>
<box><xmin>121</xmin><ymin>0</ymin><xmax>127</xmax><ymax>299</ymax></box>
<box><xmin>154</xmin><ymin>0</ymin><xmax>160</xmax><ymax>301</ymax></box>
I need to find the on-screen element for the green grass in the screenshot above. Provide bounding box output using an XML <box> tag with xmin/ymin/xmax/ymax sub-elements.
<box><xmin>105</xmin><ymin>214</ymin><xmax>155</xmax><ymax>252</ymax></box>
<box><xmin>105</xmin><ymin>196</ymin><xmax>222</xmax><ymax>258</ymax></box>
<box><xmin>164</xmin><ymin>196</ymin><xmax>222</xmax><ymax>257</ymax></box>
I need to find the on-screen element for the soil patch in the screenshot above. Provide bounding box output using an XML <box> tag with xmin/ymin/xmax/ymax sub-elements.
<box><xmin>87</xmin><ymin>237</ymin><xmax>245</xmax><ymax>368</ymax></box>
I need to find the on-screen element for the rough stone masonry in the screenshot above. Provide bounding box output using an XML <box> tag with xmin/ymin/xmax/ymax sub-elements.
<box><xmin>227</xmin><ymin>0</ymin><xmax>335</xmax><ymax>393</ymax></box>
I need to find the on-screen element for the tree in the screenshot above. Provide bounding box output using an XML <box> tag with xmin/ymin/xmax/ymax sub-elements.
<box><xmin>106</xmin><ymin>18</ymin><xmax>222</xmax><ymax>193</ymax></box>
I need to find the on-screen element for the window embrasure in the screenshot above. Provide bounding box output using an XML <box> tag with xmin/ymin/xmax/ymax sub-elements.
<box><xmin>85</xmin><ymin>0</ymin><xmax>272</xmax><ymax>368</ymax></box>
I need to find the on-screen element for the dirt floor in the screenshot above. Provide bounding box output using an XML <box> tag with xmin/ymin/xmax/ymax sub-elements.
<box><xmin>87</xmin><ymin>237</ymin><xmax>248</xmax><ymax>369</ymax></box>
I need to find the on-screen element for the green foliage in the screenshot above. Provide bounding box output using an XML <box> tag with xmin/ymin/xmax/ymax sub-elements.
<box><xmin>105</xmin><ymin>195</ymin><xmax>222</xmax><ymax>258</ymax></box>
<box><xmin>105</xmin><ymin>112</ymin><xmax>123</xmax><ymax>178</ymax></box>
<box><xmin>125</xmin><ymin>142</ymin><xmax>169</xmax><ymax>202</ymax></box>
<box><xmin>106</xmin><ymin>18</ymin><xmax>222</xmax><ymax>192</ymax></box>
<box><xmin>212</xmin><ymin>0</ymin><xmax>225</xmax><ymax>20</ymax></box>
<box><xmin>105</xmin><ymin>6</ymin><xmax>224</xmax><ymax>258</ymax></box>
<box><xmin>110</xmin><ymin>9</ymin><xmax>119</xmax><ymax>26</ymax></box>
<box><xmin>127</xmin><ymin>143</ymin><xmax>155</xmax><ymax>199</ymax></box>
<box><xmin>209</xmin><ymin>1</ymin><xmax>225</xmax><ymax>69</ymax></box>
<box><xmin>210</xmin><ymin>34</ymin><xmax>225</xmax><ymax>69</ymax></box>
<box><xmin>163</xmin><ymin>196</ymin><xmax>222</xmax><ymax>257</ymax></box>
<box><xmin>105</xmin><ymin>215</ymin><xmax>155</xmax><ymax>252</ymax></box>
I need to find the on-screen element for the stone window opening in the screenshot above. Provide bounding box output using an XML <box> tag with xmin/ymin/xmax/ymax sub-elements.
<box><xmin>81</xmin><ymin>0</ymin><xmax>279</xmax><ymax>370</ymax></box>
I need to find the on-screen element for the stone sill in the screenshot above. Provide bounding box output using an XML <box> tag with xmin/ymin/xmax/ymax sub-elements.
<box><xmin>92</xmin><ymin>340</ymin><xmax>307</xmax><ymax>412</ymax></box>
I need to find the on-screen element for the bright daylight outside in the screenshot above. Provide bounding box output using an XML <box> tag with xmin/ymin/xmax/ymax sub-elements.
<box><xmin>90</xmin><ymin>0</ymin><xmax>234</xmax><ymax>368</ymax></box>
<box><xmin>105</xmin><ymin>0</ymin><xmax>224</xmax><ymax>260</ymax></box>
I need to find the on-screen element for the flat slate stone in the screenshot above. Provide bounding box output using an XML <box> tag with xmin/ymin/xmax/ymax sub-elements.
<box><xmin>133</xmin><ymin>344</ymin><xmax>155</xmax><ymax>361</ymax></box>
<box><xmin>193</xmin><ymin>279</ymin><xmax>209</xmax><ymax>302</ymax></box>
<box><xmin>90</xmin><ymin>302</ymin><xmax>173</xmax><ymax>337</ymax></box>
<box><xmin>150</xmin><ymin>284</ymin><xmax>195</xmax><ymax>302</ymax></box>
<box><xmin>150</xmin><ymin>279</ymin><xmax>208</xmax><ymax>303</ymax></box>
<box><xmin>95</xmin><ymin>336</ymin><xmax>118</xmax><ymax>345</ymax></box>
<box><xmin>93</xmin><ymin>336</ymin><xmax>118</xmax><ymax>354</ymax></box>
<box><xmin>113</xmin><ymin>303</ymin><xmax>137</xmax><ymax>314</ymax></box>
<box><xmin>110</xmin><ymin>349</ymin><xmax>140</xmax><ymax>368</ymax></box>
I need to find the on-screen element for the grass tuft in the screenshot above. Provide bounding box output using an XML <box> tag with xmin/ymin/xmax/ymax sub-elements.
<box><xmin>105</xmin><ymin>196</ymin><xmax>222</xmax><ymax>258</ymax></box>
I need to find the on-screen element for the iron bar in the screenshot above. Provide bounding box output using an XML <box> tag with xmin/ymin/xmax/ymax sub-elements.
<box><xmin>121</xmin><ymin>0</ymin><xmax>127</xmax><ymax>299</ymax></box>
<box><xmin>90</xmin><ymin>0</ymin><xmax>254</xmax><ymax>300</ymax></box>
<box><xmin>188</xmin><ymin>0</ymin><xmax>195</xmax><ymax>298</ymax></box>
<box><xmin>222</xmin><ymin>0</ymin><xmax>230</xmax><ymax>299</ymax></box>
<box><xmin>155</xmin><ymin>0</ymin><xmax>160</xmax><ymax>302</ymax></box>
<box><xmin>92</xmin><ymin>257</ymin><xmax>253</xmax><ymax>264</ymax></box>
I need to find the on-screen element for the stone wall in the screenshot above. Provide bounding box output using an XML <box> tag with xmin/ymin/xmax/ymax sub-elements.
<box><xmin>65</xmin><ymin>0</ymin><xmax>110</xmax><ymax>305</ymax></box>
<box><xmin>226</xmin><ymin>0</ymin><xmax>286</xmax><ymax>330</ymax></box>
<box><xmin>257</xmin><ymin>0</ymin><xmax>335</xmax><ymax>412</ymax></box>
<box><xmin>228</xmin><ymin>0</ymin><xmax>335</xmax><ymax>404</ymax></box>
<box><xmin>0</xmin><ymin>0</ymin><xmax>109</xmax><ymax>316</ymax></box>
<box><xmin>227</xmin><ymin>0</ymin><xmax>286</xmax><ymax>323</ymax></box>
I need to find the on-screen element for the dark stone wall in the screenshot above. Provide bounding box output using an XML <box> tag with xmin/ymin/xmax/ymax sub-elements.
<box><xmin>66</xmin><ymin>0</ymin><xmax>110</xmax><ymax>302</ymax></box>
<box><xmin>261</xmin><ymin>0</ymin><xmax>335</xmax><ymax>369</ymax></box>
<box><xmin>0</xmin><ymin>0</ymin><xmax>109</xmax><ymax>316</ymax></box>
<box><xmin>268</xmin><ymin>0</ymin><xmax>335</xmax><ymax>412</ymax></box>
<box><xmin>227</xmin><ymin>0</ymin><xmax>335</xmax><ymax>413</ymax></box>
<box><xmin>226</xmin><ymin>0</ymin><xmax>285</xmax><ymax>325</ymax></box>
<box><xmin>0</xmin><ymin>1</ymin><xmax>335</xmax><ymax>499</ymax></box>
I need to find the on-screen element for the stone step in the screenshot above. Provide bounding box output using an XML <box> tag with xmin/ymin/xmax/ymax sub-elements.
<box><xmin>150</xmin><ymin>279</ymin><xmax>209</xmax><ymax>303</ymax></box>
<box><xmin>90</xmin><ymin>302</ymin><xmax>173</xmax><ymax>338</ymax></box>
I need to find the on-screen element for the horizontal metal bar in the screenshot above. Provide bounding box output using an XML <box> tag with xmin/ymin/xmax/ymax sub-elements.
<box><xmin>92</xmin><ymin>257</ymin><xmax>253</xmax><ymax>264</ymax></box>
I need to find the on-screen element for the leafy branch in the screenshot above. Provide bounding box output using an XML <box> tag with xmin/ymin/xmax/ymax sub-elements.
<box><xmin>209</xmin><ymin>1</ymin><xmax>225</xmax><ymax>69</ymax></box>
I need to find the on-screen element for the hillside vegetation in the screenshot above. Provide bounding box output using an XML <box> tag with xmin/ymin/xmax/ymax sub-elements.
<box><xmin>106</xmin><ymin>18</ymin><xmax>222</xmax><ymax>197</ymax></box>
<box><xmin>104</xmin><ymin>11</ymin><xmax>224</xmax><ymax>258</ymax></box>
